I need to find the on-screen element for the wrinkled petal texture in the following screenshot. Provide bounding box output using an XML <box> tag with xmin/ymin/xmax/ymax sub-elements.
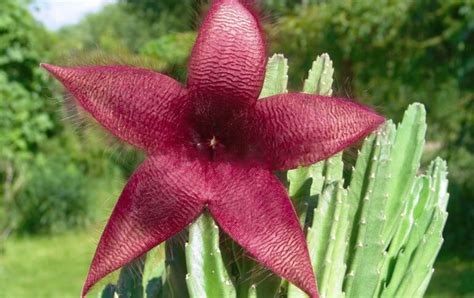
<box><xmin>41</xmin><ymin>64</ymin><xmax>187</xmax><ymax>151</ymax></box>
<box><xmin>208</xmin><ymin>163</ymin><xmax>318</xmax><ymax>297</ymax></box>
<box><xmin>83</xmin><ymin>156</ymin><xmax>318</xmax><ymax>297</ymax></box>
<box><xmin>253</xmin><ymin>93</ymin><xmax>385</xmax><ymax>170</ymax></box>
<box><xmin>187</xmin><ymin>0</ymin><xmax>266</xmax><ymax>108</ymax></box>
<box><xmin>42</xmin><ymin>3</ymin><xmax>387</xmax><ymax>298</ymax></box>
<box><xmin>82</xmin><ymin>155</ymin><xmax>205</xmax><ymax>297</ymax></box>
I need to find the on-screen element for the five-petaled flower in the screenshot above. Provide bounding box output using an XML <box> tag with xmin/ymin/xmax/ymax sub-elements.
<box><xmin>42</xmin><ymin>0</ymin><xmax>384</xmax><ymax>297</ymax></box>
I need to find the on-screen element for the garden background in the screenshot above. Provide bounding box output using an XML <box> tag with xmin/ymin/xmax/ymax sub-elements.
<box><xmin>0</xmin><ymin>0</ymin><xmax>472</xmax><ymax>297</ymax></box>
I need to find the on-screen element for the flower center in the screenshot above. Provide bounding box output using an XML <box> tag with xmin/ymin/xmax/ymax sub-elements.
<box><xmin>209</xmin><ymin>135</ymin><xmax>219</xmax><ymax>149</ymax></box>
<box><xmin>193</xmin><ymin>133</ymin><xmax>225</xmax><ymax>160</ymax></box>
<box><xmin>188</xmin><ymin>104</ymin><xmax>255</xmax><ymax>161</ymax></box>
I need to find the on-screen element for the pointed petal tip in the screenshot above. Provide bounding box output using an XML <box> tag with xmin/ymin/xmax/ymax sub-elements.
<box><xmin>81</xmin><ymin>277</ymin><xmax>93</xmax><ymax>298</ymax></box>
<box><xmin>371</xmin><ymin>111</ymin><xmax>386</xmax><ymax>128</ymax></box>
<box><xmin>40</xmin><ymin>63</ymin><xmax>66</xmax><ymax>77</ymax></box>
<box><xmin>188</xmin><ymin>0</ymin><xmax>266</xmax><ymax>104</ymax></box>
<box><xmin>302</xmin><ymin>271</ymin><xmax>319</xmax><ymax>298</ymax></box>
<box><xmin>350</xmin><ymin>99</ymin><xmax>385</xmax><ymax>128</ymax></box>
<box><xmin>309</xmin><ymin>287</ymin><xmax>320</xmax><ymax>298</ymax></box>
<box><xmin>377</xmin><ymin>114</ymin><xmax>386</xmax><ymax>124</ymax></box>
<box><xmin>40</xmin><ymin>63</ymin><xmax>54</xmax><ymax>71</ymax></box>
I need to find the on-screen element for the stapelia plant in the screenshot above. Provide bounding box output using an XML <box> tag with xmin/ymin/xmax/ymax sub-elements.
<box><xmin>95</xmin><ymin>54</ymin><xmax>449</xmax><ymax>298</ymax></box>
<box><xmin>42</xmin><ymin>1</ymin><xmax>384</xmax><ymax>297</ymax></box>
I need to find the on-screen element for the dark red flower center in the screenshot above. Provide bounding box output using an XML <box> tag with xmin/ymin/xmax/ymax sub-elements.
<box><xmin>187</xmin><ymin>102</ymin><xmax>257</xmax><ymax>162</ymax></box>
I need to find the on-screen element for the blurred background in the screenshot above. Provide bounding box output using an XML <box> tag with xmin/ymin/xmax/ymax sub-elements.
<box><xmin>0</xmin><ymin>0</ymin><xmax>472</xmax><ymax>297</ymax></box>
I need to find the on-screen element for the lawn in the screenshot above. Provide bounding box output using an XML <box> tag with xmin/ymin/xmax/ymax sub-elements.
<box><xmin>0</xmin><ymin>225</ymin><xmax>116</xmax><ymax>298</ymax></box>
<box><xmin>1</xmin><ymin>226</ymin><xmax>473</xmax><ymax>298</ymax></box>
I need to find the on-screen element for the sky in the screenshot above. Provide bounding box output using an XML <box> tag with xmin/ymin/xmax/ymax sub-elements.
<box><xmin>29</xmin><ymin>0</ymin><xmax>116</xmax><ymax>31</ymax></box>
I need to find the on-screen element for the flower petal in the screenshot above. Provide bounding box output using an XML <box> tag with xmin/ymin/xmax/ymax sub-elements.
<box><xmin>41</xmin><ymin>64</ymin><xmax>188</xmax><ymax>151</ymax></box>
<box><xmin>187</xmin><ymin>0</ymin><xmax>266</xmax><ymax>107</ymax></box>
<box><xmin>82</xmin><ymin>155</ymin><xmax>205</xmax><ymax>297</ymax></box>
<box><xmin>208</xmin><ymin>163</ymin><xmax>318</xmax><ymax>297</ymax></box>
<box><xmin>252</xmin><ymin>93</ymin><xmax>385</xmax><ymax>170</ymax></box>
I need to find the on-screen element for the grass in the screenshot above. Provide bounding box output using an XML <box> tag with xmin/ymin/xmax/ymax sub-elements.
<box><xmin>0</xmin><ymin>227</ymin><xmax>124</xmax><ymax>298</ymax></box>
<box><xmin>0</xmin><ymin>174</ymin><xmax>122</xmax><ymax>298</ymax></box>
<box><xmin>0</xmin><ymin>226</ymin><xmax>473</xmax><ymax>297</ymax></box>
<box><xmin>0</xmin><ymin>226</ymin><xmax>115</xmax><ymax>298</ymax></box>
<box><xmin>0</xmin><ymin>173</ymin><xmax>472</xmax><ymax>298</ymax></box>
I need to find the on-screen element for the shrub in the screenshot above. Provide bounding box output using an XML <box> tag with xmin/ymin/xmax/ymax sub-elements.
<box><xmin>14</xmin><ymin>154</ymin><xmax>91</xmax><ymax>234</ymax></box>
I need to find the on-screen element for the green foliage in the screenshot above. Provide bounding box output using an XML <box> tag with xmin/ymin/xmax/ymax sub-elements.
<box><xmin>0</xmin><ymin>0</ymin><xmax>53</xmax><ymax>90</ymax></box>
<box><xmin>0</xmin><ymin>0</ymin><xmax>61</xmax><ymax>236</ymax></box>
<box><xmin>259</xmin><ymin>54</ymin><xmax>289</xmax><ymax>98</ymax></box>
<box><xmin>285</xmin><ymin>55</ymin><xmax>448</xmax><ymax>298</ymax></box>
<box><xmin>0</xmin><ymin>2</ymin><xmax>468</xmax><ymax>296</ymax></box>
<box><xmin>53</xmin><ymin>3</ymin><xmax>187</xmax><ymax>78</ymax></box>
<box><xmin>185</xmin><ymin>212</ymin><xmax>235</xmax><ymax>298</ymax></box>
<box><xmin>56</xmin><ymin>3</ymin><xmax>155</xmax><ymax>54</ymax></box>
<box><xmin>120</xmin><ymin>0</ymin><xmax>199</xmax><ymax>34</ymax></box>
<box><xmin>140</xmin><ymin>32</ymin><xmax>196</xmax><ymax>66</ymax></box>
<box><xmin>0</xmin><ymin>0</ymin><xmax>58</xmax><ymax>161</ymax></box>
<box><xmin>140</xmin><ymin>32</ymin><xmax>196</xmax><ymax>80</ymax></box>
<box><xmin>0</xmin><ymin>73</ymin><xmax>53</xmax><ymax>161</ymax></box>
<box><xmin>102</xmin><ymin>54</ymin><xmax>449</xmax><ymax>298</ymax></box>
<box><xmin>1</xmin><ymin>1</ymin><xmax>140</xmax><ymax>237</ymax></box>
<box><xmin>116</xmin><ymin>256</ymin><xmax>146</xmax><ymax>298</ymax></box>
<box><xmin>272</xmin><ymin>0</ymin><xmax>472</xmax><ymax>256</ymax></box>
<box><xmin>14</xmin><ymin>154</ymin><xmax>91</xmax><ymax>234</ymax></box>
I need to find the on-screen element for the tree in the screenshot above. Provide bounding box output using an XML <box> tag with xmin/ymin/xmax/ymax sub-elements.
<box><xmin>0</xmin><ymin>0</ymin><xmax>59</xmax><ymax>236</ymax></box>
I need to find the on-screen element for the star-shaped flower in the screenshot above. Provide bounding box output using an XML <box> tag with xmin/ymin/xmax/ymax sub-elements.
<box><xmin>42</xmin><ymin>0</ymin><xmax>384</xmax><ymax>297</ymax></box>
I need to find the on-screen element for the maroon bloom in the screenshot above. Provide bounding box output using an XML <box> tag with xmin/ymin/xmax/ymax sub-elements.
<box><xmin>42</xmin><ymin>1</ymin><xmax>384</xmax><ymax>297</ymax></box>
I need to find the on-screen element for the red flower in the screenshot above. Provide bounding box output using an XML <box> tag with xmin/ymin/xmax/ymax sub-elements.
<box><xmin>42</xmin><ymin>1</ymin><xmax>383</xmax><ymax>297</ymax></box>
